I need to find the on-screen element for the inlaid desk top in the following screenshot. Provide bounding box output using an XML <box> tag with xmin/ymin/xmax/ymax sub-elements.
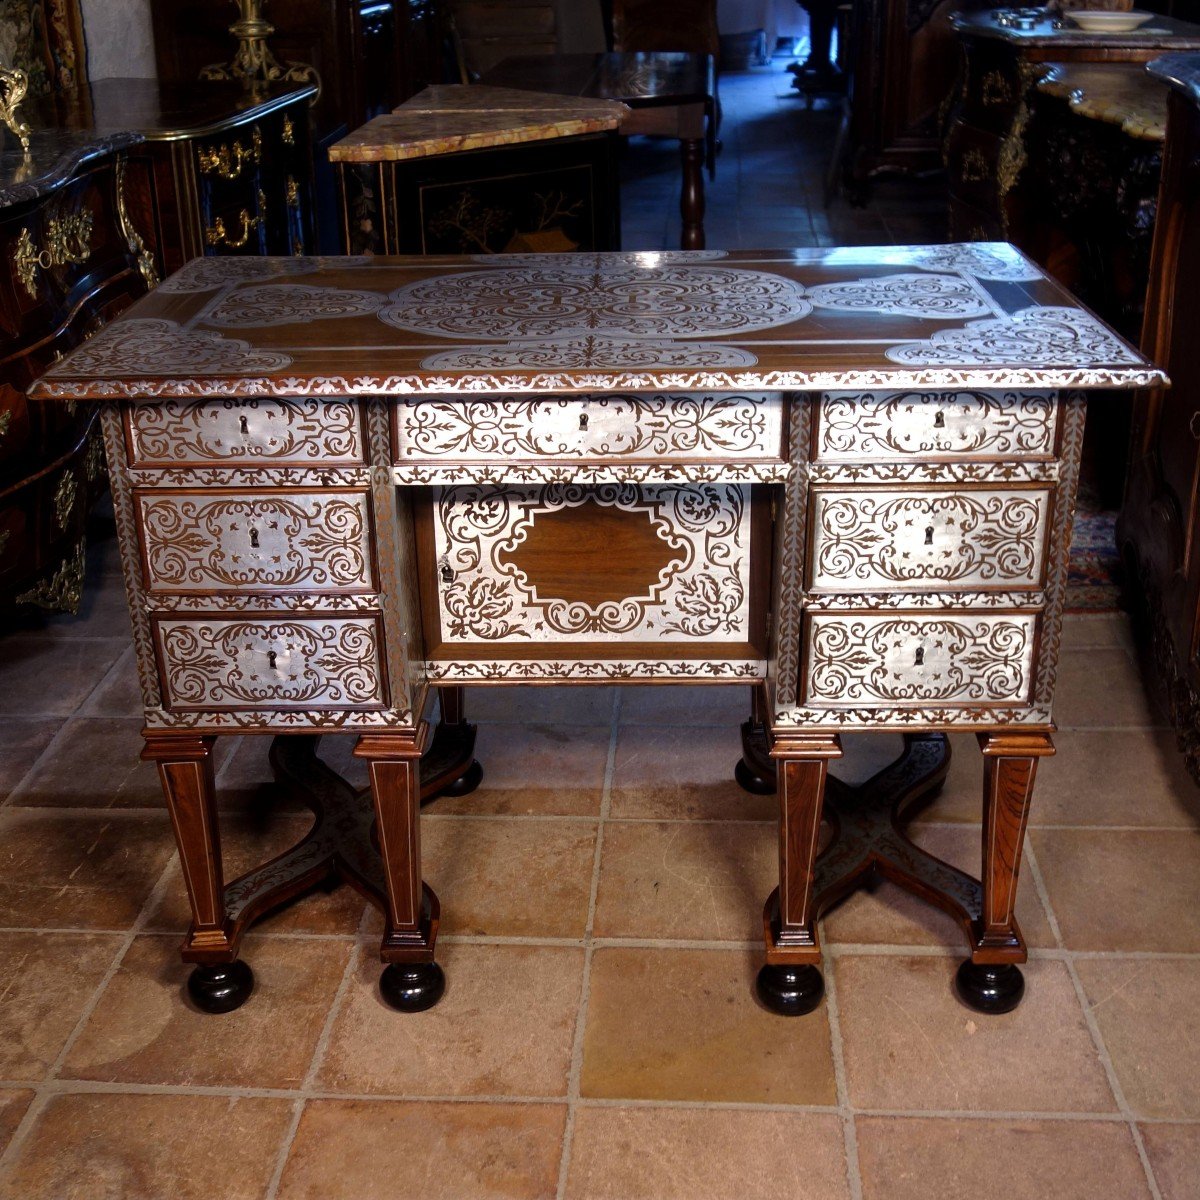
<box><xmin>29</xmin><ymin>244</ymin><xmax>1162</xmax><ymax>403</ymax></box>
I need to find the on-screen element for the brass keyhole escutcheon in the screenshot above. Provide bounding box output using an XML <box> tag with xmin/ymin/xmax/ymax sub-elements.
<box><xmin>933</xmin><ymin>409</ymin><xmax>946</xmax><ymax>429</ymax></box>
<box><xmin>249</xmin><ymin>527</ymin><xmax>259</xmax><ymax>549</ymax></box>
<box><xmin>440</xmin><ymin>562</ymin><xmax>453</xmax><ymax>584</ymax></box>
<box><xmin>924</xmin><ymin>525</ymin><xmax>935</xmax><ymax>546</ymax></box>
<box><xmin>239</xmin><ymin>415</ymin><xmax>250</xmax><ymax>436</ymax></box>
<box><xmin>266</xmin><ymin>649</ymin><xmax>278</xmax><ymax>670</ymax></box>
<box><xmin>579</xmin><ymin>412</ymin><xmax>589</xmax><ymax>431</ymax></box>
<box><xmin>914</xmin><ymin>646</ymin><xmax>925</xmax><ymax>667</ymax></box>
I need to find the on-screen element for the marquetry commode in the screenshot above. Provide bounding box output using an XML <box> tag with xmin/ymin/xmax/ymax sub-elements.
<box><xmin>29</xmin><ymin>246</ymin><xmax>1163</xmax><ymax>1017</ymax></box>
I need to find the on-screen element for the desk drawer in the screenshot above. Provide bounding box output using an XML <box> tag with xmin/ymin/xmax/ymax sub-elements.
<box><xmin>814</xmin><ymin>392</ymin><xmax>1058</xmax><ymax>463</ymax></box>
<box><xmin>154</xmin><ymin>615</ymin><xmax>386</xmax><ymax>711</ymax></box>
<box><xmin>802</xmin><ymin>612</ymin><xmax>1037</xmax><ymax>708</ymax></box>
<box><xmin>420</xmin><ymin>481</ymin><xmax>767</xmax><ymax>656</ymax></box>
<box><xmin>126</xmin><ymin>397</ymin><xmax>364</xmax><ymax>467</ymax></box>
<box><xmin>394</xmin><ymin>394</ymin><xmax>784</xmax><ymax>472</ymax></box>
<box><xmin>136</xmin><ymin>489</ymin><xmax>375</xmax><ymax>594</ymax></box>
<box><xmin>808</xmin><ymin>485</ymin><xmax>1052</xmax><ymax>592</ymax></box>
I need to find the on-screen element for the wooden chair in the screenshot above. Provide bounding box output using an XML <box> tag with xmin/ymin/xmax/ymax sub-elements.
<box><xmin>609</xmin><ymin>0</ymin><xmax>721</xmax><ymax>179</ymax></box>
<box><xmin>448</xmin><ymin>0</ymin><xmax>558</xmax><ymax>83</ymax></box>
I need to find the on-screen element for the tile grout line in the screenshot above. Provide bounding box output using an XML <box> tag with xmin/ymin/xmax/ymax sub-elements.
<box><xmin>261</xmin><ymin>919</ymin><xmax>365</xmax><ymax>1200</ymax></box>
<box><xmin>819</xmin><ymin>927</ymin><xmax>864</xmax><ymax>1200</ymax></box>
<box><xmin>0</xmin><ymin>849</ymin><xmax>180</xmax><ymax>1184</ymax></box>
<box><xmin>1</xmin><ymin>646</ymin><xmax>137</xmax><ymax>809</ymax></box>
<box><xmin>1023</xmin><ymin>842</ymin><xmax>1164</xmax><ymax>1200</ymax></box>
<box><xmin>555</xmin><ymin>686</ymin><xmax>622</xmax><ymax>1200</ymax></box>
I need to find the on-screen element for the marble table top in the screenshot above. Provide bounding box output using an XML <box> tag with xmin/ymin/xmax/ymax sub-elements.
<box><xmin>329</xmin><ymin>85</ymin><xmax>629</xmax><ymax>163</ymax></box>
<box><xmin>0</xmin><ymin>127</ymin><xmax>142</xmax><ymax>208</ymax></box>
<box><xmin>952</xmin><ymin>9</ymin><xmax>1200</xmax><ymax>50</ymax></box>
<box><xmin>1149</xmin><ymin>52</ymin><xmax>1200</xmax><ymax>110</ymax></box>
<box><xmin>29</xmin><ymin>244</ymin><xmax>1164</xmax><ymax>401</ymax></box>
<box><xmin>1037</xmin><ymin>62</ymin><xmax>1168</xmax><ymax>140</ymax></box>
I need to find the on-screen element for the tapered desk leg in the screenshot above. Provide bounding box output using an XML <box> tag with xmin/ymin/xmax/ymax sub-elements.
<box><xmin>956</xmin><ymin>731</ymin><xmax>1055</xmax><ymax>1014</ymax></box>
<box><xmin>142</xmin><ymin>733</ymin><xmax>253</xmax><ymax>1014</ymax></box>
<box><xmin>758</xmin><ymin>734</ymin><xmax>843</xmax><ymax>1016</ymax></box>
<box><xmin>355</xmin><ymin>731</ymin><xmax>443</xmax><ymax>1012</ymax></box>
<box><xmin>681</xmin><ymin>137</ymin><xmax>706</xmax><ymax>250</ymax></box>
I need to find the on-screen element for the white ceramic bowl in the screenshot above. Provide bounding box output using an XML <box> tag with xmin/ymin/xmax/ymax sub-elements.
<box><xmin>1066</xmin><ymin>9</ymin><xmax>1155</xmax><ymax>33</ymax></box>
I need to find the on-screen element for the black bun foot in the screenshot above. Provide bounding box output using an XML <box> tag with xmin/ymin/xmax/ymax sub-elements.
<box><xmin>755</xmin><ymin>963</ymin><xmax>824</xmax><ymax>1016</ymax></box>
<box><xmin>380</xmin><ymin>961</ymin><xmax>445</xmax><ymax>1013</ymax></box>
<box><xmin>441</xmin><ymin>759</ymin><xmax>483</xmax><ymax>799</ymax></box>
<box><xmin>186</xmin><ymin>960</ymin><xmax>254</xmax><ymax>1014</ymax></box>
<box><xmin>735</xmin><ymin>757</ymin><xmax>776</xmax><ymax>796</ymax></box>
<box><xmin>955</xmin><ymin>960</ymin><xmax>1025</xmax><ymax>1015</ymax></box>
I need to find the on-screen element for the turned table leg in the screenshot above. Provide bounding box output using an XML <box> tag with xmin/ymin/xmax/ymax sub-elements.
<box><xmin>758</xmin><ymin>734</ymin><xmax>843</xmax><ymax>1016</ymax></box>
<box><xmin>142</xmin><ymin>733</ymin><xmax>253</xmax><ymax>1014</ymax></box>
<box><xmin>355</xmin><ymin>731</ymin><xmax>443</xmax><ymax>1012</ymax></box>
<box><xmin>956</xmin><ymin>731</ymin><xmax>1056</xmax><ymax>1015</ymax></box>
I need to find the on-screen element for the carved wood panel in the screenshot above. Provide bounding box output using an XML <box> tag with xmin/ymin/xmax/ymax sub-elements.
<box><xmin>137</xmin><ymin>489</ymin><xmax>375</xmax><ymax>593</ymax></box>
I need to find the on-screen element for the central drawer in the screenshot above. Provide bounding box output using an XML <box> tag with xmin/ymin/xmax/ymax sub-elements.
<box><xmin>416</xmin><ymin>481</ymin><xmax>770</xmax><ymax>663</ymax></box>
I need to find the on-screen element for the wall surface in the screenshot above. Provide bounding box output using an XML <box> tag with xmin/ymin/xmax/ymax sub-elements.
<box><xmin>80</xmin><ymin>0</ymin><xmax>156</xmax><ymax>80</ymax></box>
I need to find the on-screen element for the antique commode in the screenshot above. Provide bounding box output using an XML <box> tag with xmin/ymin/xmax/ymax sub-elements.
<box><xmin>28</xmin><ymin>246</ymin><xmax>1162</xmax><ymax>1018</ymax></box>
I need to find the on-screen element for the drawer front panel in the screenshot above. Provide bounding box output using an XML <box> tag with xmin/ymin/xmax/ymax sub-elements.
<box><xmin>137</xmin><ymin>490</ymin><xmax>374</xmax><ymax>593</ymax></box>
<box><xmin>803</xmin><ymin>613</ymin><xmax>1037</xmax><ymax>707</ymax></box>
<box><xmin>814</xmin><ymin>391</ymin><xmax>1057</xmax><ymax>462</ymax></box>
<box><xmin>808</xmin><ymin>486</ymin><xmax>1052</xmax><ymax>591</ymax></box>
<box><xmin>127</xmin><ymin>397</ymin><xmax>364</xmax><ymax>466</ymax></box>
<box><xmin>155</xmin><ymin>617</ymin><xmax>385</xmax><ymax>710</ymax></box>
<box><xmin>430</xmin><ymin>482</ymin><xmax>754</xmax><ymax>647</ymax></box>
<box><xmin>395</xmin><ymin>394</ymin><xmax>784</xmax><ymax>465</ymax></box>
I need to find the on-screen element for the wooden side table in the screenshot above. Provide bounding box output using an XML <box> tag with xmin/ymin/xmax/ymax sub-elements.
<box><xmin>330</xmin><ymin>84</ymin><xmax>627</xmax><ymax>255</ymax></box>
<box><xmin>31</xmin><ymin>245</ymin><xmax>1163</xmax><ymax>1018</ymax></box>
<box><xmin>481</xmin><ymin>52</ymin><xmax>714</xmax><ymax>250</ymax></box>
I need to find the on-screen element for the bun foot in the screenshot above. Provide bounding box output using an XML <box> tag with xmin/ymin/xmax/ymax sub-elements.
<box><xmin>735</xmin><ymin>757</ymin><xmax>776</xmax><ymax>796</ymax></box>
<box><xmin>955</xmin><ymin>960</ymin><xmax>1024</xmax><ymax>1014</ymax></box>
<box><xmin>441</xmin><ymin>759</ymin><xmax>483</xmax><ymax>799</ymax></box>
<box><xmin>186</xmin><ymin>960</ymin><xmax>254</xmax><ymax>1014</ymax></box>
<box><xmin>756</xmin><ymin>963</ymin><xmax>824</xmax><ymax>1016</ymax></box>
<box><xmin>380</xmin><ymin>961</ymin><xmax>445</xmax><ymax>1013</ymax></box>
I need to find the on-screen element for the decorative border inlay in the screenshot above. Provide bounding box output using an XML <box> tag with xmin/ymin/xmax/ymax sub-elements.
<box><xmin>420</xmin><ymin>337</ymin><xmax>760</xmax><ymax>372</ymax></box>
<box><xmin>423</xmin><ymin>658</ymin><xmax>765</xmax><ymax>682</ymax></box>
<box><xmin>771</xmin><ymin>704</ymin><xmax>1054</xmax><ymax>728</ymax></box>
<box><xmin>393</xmin><ymin>462</ymin><xmax>789</xmax><ymax>485</ymax></box>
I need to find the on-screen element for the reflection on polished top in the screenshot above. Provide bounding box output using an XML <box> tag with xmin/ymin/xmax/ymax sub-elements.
<box><xmin>952</xmin><ymin>8</ymin><xmax>1200</xmax><ymax>48</ymax></box>
<box><xmin>30</xmin><ymin>244</ymin><xmax>1165</xmax><ymax>401</ymax></box>
<box><xmin>1038</xmin><ymin>62</ymin><xmax>1169</xmax><ymax>140</ymax></box>
<box><xmin>329</xmin><ymin>85</ymin><xmax>629</xmax><ymax>163</ymax></box>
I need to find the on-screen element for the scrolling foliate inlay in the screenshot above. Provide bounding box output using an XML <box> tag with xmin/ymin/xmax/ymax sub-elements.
<box><xmin>127</xmin><ymin>397</ymin><xmax>363</xmax><ymax>465</ymax></box>
<box><xmin>394</xmin><ymin>394</ymin><xmax>783</xmax><ymax>464</ymax></box>
<box><xmin>421</xmin><ymin>336</ymin><xmax>759</xmax><ymax>372</ymax></box>
<box><xmin>816</xmin><ymin>391</ymin><xmax>1058</xmax><ymax>461</ymax></box>
<box><xmin>807</xmin><ymin>274</ymin><xmax>993</xmax><ymax>319</ymax></box>
<box><xmin>157</xmin><ymin>618</ymin><xmax>385</xmax><ymax>709</ymax></box>
<box><xmin>885</xmin><ymin>307</ymin><xmax>1142</xmax><ymax>368</ymax></box>
<box><xmin>809</xmin><ymin>489</ymin><xmax>1050</xmax><ymax>591</ymax></box>
<box><xmin>139</xmin><ymin>493</ymin><xmax>374</xmax><ymax>592</ymax></box>
<box><xmin>804</xmin><ymin>614</ymin><xmax>1036</xmax><ymax>706</ymax></box>
<box><xmin>434</xmin><ymin>482</ymin><xmax>751</xmax><ymax>643</ymax></box>
<box><xmin>201</xmin><ymin>283</ymin><xmax>386</xmax><ymax>328</ymax></box>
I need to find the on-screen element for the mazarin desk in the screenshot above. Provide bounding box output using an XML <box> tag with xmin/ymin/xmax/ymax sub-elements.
<box><xmin>29</xmin><ymin>246</ymin><xmax>1162</xmax><ymax>1018</ymax></box>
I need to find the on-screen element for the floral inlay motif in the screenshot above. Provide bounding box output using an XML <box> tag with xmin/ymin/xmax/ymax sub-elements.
<box><xmin>381</xmin><ymin>263</ymin><xmax>811</xmax><ymax>340</ymax></box>
<box><xmin>421</xmin><ymin>336</ymin><xmax>759</xmax><ymax>371</ymax></box>
<box><xmin>434</xmin><ymin>482</ymin><xmax>751</xmax><ymax>643</ymax></box>
<box><xmin>49</xmin><ymin>319</ymin><xmax>293</xmax><ymax>377</ymax></box>
<box><xmin>808</xmin><ymin>273</ymin><xmax>993</xmax><ymax>319</ymax></box>
<box><xmin>202</xmin><ymin>283</ymin><xmax>387</xmax><ymax>328</ymax></box>
<box><xmin>156</xmin><ymin>255</ymin><xmax>371</xmax><ymax>293</ymax></box>
<box><xmin>884</xmin><ymin>307</ymin><xmax>1142</xmax><ymax>367</ymax></box>
<box><xmin>906</xmin><ymin>243</ymin><xmax>1043</xmax><ymax>282</ymax></box>
<box><xmin>806</xmin><ymin>615</ymin><xmax>1035</xmax><ymax>705</ymax></box>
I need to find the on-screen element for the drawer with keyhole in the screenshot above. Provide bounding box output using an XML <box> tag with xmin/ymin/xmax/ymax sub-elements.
<box><xmin>807</xmin><ymin>485</ymin><xmax>1052</xmax><ymax>592</ymax></box>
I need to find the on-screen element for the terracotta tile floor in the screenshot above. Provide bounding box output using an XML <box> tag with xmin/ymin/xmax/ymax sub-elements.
<box><xmin>2</xmin><ymin>65</ymin><xmax>1198</xmax><ymax>1200</ymax></box>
